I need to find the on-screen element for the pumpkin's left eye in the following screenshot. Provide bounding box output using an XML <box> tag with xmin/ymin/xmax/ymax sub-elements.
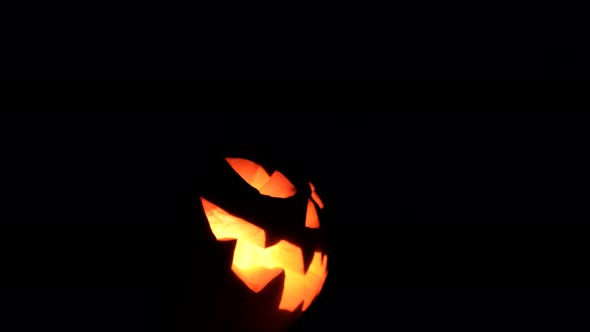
<box><xmin>225</xmin><ymin>157</ymin><xmax>324</xmax><ymax>230</ymax></box>
<box><xmin>225</xmin><ymin>157</ymin><xmax>297</xmax><ymax>198</ymax></box>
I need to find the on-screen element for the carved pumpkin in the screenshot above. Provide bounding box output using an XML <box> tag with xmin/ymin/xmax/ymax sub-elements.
<box><xmin>188</xmin><ymin>155</ymin><xmax>329</xmax><ymax>332</ymax></box>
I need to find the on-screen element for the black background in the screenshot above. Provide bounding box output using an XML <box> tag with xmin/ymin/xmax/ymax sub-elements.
<box><xmin>3</xmin><ymin>2</ymin><xmax>589</xmax><ymax>79</ymax></box>
<box><xmin>1</xmin><ymin>88</ymin><xmax>589</xmax><ymax>332</ymax></box>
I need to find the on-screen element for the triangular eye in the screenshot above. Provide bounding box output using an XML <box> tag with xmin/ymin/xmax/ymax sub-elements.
<box><xmin>308</xmin><ymin>181</ymin><xmax>324</xmax><ymax>209</ymax></box>
<box><xmin>226</xmin><ymin>157</ymin><xmax>296</xmax><ymax>198</ymax></box>
<box><xmin>305</xmin><ymin>198</ymin><xmax>320</xmax><ymax>229</ymax></box>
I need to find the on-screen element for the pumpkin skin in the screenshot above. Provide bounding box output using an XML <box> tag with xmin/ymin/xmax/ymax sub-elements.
<box><xmin>176</xmin><ymin>153</ymin><xmax>329</xmax><ymax>332</ymax></box>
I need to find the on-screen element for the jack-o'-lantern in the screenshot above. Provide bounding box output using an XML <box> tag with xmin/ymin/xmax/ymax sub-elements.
<box><xmin>184</xmin><ymin>154</ymin><xmax>329</xmax><ymax>332</ymax></box>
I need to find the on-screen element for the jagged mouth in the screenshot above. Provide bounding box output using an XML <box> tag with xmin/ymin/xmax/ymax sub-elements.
<box><xmin>201</xmin><ymin>197</ymin><xmax>328</xmax><ymax>312</ymax></box>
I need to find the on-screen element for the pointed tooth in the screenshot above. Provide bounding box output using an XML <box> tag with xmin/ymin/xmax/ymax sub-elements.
<box><xmin>257</xmin><ymin>269</ymin><xmax>286</xmax><ymax>308</ymax></box>
<box><xmin>264</xmin><ymin>231</ymin><xmax>283</xmax><ymax>248</ymax></box>
<box><xmin>301</xmin><ymin>245</ymin><xmax>316</xmax><ymax>274</ymax></box>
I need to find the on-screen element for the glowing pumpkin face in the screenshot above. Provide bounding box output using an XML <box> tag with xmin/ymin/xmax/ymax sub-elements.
<box><xmin>200</xmin><ymin>157</ymin><xmax>328</xmax><ymax>313</ymax></box>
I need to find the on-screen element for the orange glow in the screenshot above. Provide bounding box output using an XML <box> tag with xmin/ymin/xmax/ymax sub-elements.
<box><xmin>201</xmin><ymin>197</ymin><xmax>328</xmax><ymax>312</ymax></box>
<box><xmin>226</xmin><ymin>158</ymin><xmax>296</xmax><ymax>198</ymax></box>
<box><xmin>258</xmin><ymin>170</ymin><xmax>296</xmax><ymax>198</ymax></box>
<box><xmin>225</xmin><ymin>157</ymin><xmax>270</xmax><ymax>189</ymax></box>
<box><xmin>305</xmin><ymin>199</ymin><xmax>320</xmax><ymax>229</ymax></box>
<box><xmin>309</xmin><ymin>182</ymin><xmax>324</xmax><ymax>209</ymax></box>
